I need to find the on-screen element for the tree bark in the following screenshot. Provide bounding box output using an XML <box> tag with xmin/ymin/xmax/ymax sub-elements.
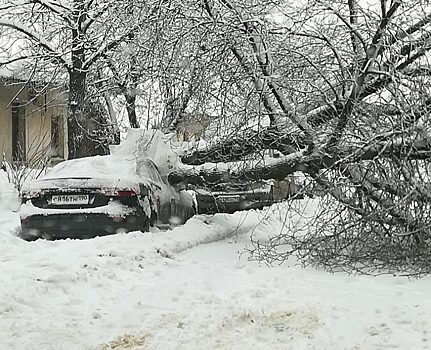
<box><xmin>125</xmin><ymin>93</ymin><xmax>139</xmax><ymax>129</ymax></box>
<box><xmin>171</xmin><ymin>136</ymin><xmax>431</xmax><ymax>187</ymax></box>
<box><xmin>67</xmin><ymin>69</ymin><xmax>87</xmax><ymax>159</ymax></box>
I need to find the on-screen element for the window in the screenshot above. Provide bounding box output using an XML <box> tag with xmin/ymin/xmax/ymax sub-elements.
<box><xmin>170</xmin><ymin>198</ymin><xmax>176</xmax><ymax>217</ymax></box>
<box><xmin>50</xmin><ymin>116</ymin><xmax>63</xmax><ymax>158</ymax></box>
<box><xmin>11</xmin><ymin>103</ymin><xmax>26</xmax><ymax>162</ymax></box>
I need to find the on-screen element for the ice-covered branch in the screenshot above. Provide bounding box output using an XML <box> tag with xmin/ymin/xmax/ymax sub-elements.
<box><xmin>170</xmin><ymin>149</ymin><xmax>307</xmax><ymax>186</ymax></box>
<box><xmin>173</xmin><ymin>133</ymin><xmax>431</xmax><ymax>187</ymax></box>
<box><xmin>82</xmin><ymin>25</ymin><xmax>139</xmax><ymax>70</ymax></box>
<box><xmin>31</xmin><ymin>0</ymin><xmax>72</xmax><ymax>25</ymax></box>
<box><xmin>0</xmin><ymin>18</ymin><xmax>70</xmax><ymax>70</ymax></box>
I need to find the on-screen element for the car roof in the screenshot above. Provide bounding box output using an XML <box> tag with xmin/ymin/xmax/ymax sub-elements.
<box><xmin>45</xmin><ymin>155</ymin><xmax>137</xmax><ymax>180</ymax></box>
<box><xmin>21</xmin><ymin>155</ymin><xmax>165</xmax><ymax>192</ymax></box>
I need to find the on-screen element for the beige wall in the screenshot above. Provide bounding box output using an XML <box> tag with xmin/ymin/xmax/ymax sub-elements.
<box><xmin>0</xmin><ymin>103</ymin><xmax>11</xmax><ymax>160</ymax></box>
<box><xmin>0</xmin><ymin>81</ymin><xmax>21</xmax><ymax>161</ymax></box>
<box><xmin>0</xmin><ymin>78</ymin><xmax>67</xmax><ymax>166</ymax></box>
<box><xmin>177</xmin><ymin>114</ymin><xmax>211</xmax><ymax>142</ymax></box>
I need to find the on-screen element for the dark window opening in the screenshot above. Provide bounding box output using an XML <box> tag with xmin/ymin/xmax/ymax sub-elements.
<box><xmin>170</xmin><ymin>198</ymin><xmax>176</xmax><ymax>217</ymax></box>
<box><xmin>51</xmin><ymin>116</ymin><xmax>60</xmax><ymax>157</ymax></box>
<box><xmin>11</xmin><ymin>102</ymin><xmax>26</xmax><ymax>162</ymax></box>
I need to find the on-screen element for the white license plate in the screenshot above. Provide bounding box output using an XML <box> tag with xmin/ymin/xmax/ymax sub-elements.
<box><xmin>218</xmin><ymin>196</ymin><xmax>240</xmax><ymax>203</ymax></box>
<box><xmin>51</xmin><ymin>194</ymin><xmax>89</xmax><ymax>205</ymax></box>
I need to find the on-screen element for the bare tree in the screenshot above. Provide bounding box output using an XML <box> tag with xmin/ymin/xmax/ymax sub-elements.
<box><xmin>167</xmin><ymin>0</ymin><xmax>431</xmax><ymax>274</ymax></box>
<box><xmin>0</xmin><ymin>0</ymin><xmax>156</xmax><ymax>158</ymax></box>
<box><xmin>3</xmin><ymin>0</ymin><xmax>431</xmax><ymax>273</ymax></box>
<box><xmin>97</xmin><ymin>0</ymin><xmax>236</xmax><ymax>135</ymax></box>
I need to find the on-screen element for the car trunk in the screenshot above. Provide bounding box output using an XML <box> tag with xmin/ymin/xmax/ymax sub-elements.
<box><xmin>22</xmin><ymin>177</ymin><xmax>141</xmax><ymax>210</ymax></box>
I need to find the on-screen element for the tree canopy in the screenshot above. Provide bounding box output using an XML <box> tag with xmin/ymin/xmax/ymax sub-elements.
<box><xmin>2</xmin><ymin>0</ymin><xmax>431</xmax><ymax>274</ymax></box>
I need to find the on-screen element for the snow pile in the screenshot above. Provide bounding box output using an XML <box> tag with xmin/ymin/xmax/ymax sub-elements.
<box><xmin>0</xmin><ymin>170</ymin><xmax>20</xmax><ymax>240</ymax></box>
<box><xmin>0</xmin><ymin>170</ymin><xmax>19</xmax><ymax>212</ymax></box>
<box><xmin>1</xmin><ymin>197</ymin><xmax>431</xmax><ymax>350</ymax></box>
<box><xmin>110</xmin><ymin>128</ymin><xmax>182</xmax><ymax>176</ymax></box>
<box><xmin>22</xmin><ymin>131</ymin><xmax>174</xmax><ymax>193</ymax></box>
<box><xmin>0</xmin><ymin>206</ymin><xmax>277</xmax><ymax>350</ymax></box>
<box><xmin>44</xmin><ymin>155</ymin><xmax>137</xmax><ymax>181</ymax></box>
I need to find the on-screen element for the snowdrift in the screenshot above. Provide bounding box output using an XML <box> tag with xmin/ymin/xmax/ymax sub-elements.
<box><xmin>0</xmin><ymin>170</ymin><xmax>19</xmax><ymax>212</ymax></box>
<box><xmin>110</xmin><ymin>128</ymin><xmax>183</xmax><ymax>176</ymax></box>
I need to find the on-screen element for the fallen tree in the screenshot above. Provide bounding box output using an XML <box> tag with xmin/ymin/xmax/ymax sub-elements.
<box><xmin>168</xmin><ymin>0</ymin><xmax>431</xmax><ymax>275</ymax></box>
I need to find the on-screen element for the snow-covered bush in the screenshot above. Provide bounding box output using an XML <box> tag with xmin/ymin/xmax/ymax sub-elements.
<box><xmin>1</xmin><ymin>159</ymin><xmax>49</xmax><ymax>192</ymax></box>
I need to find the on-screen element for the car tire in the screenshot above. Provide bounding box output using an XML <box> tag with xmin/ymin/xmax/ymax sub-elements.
<box><xmin>141</xmin><ymin>221</ymin><xmax>150</xmax><ymax>233</ymax></box>
<box><xmin>19</xmin><ymin>228</ymin><xmax>40</xmax><ymax>241</ymax></box>
<box><xmin>150</xmin><ymin>210</ymin><xmax>157</xmax><ymax>227</ymax></box>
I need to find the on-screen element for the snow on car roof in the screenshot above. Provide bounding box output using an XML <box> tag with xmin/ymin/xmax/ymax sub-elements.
<box><xmin>22</xmin><ymin>128</ymin><xmax>180</xmax><ymax>193</ymax></box>
<box><xmin>21</xmin><ymin>154</ymin><xmax>155</xmax><ymax>193</ymax></box>
<box><xmin>45</xmin><ymin>155</ymin><xmax>137</xmax><ymax>181</ymax></box>
<box><xmin>110</xmin><ymin>128</ymin><xmax>181</xmax><ymax>177</ymax></box>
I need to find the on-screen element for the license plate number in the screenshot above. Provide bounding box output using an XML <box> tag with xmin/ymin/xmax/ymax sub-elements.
<box><xmin>218</xmin><ymin>196</ymin><xmax>240</xmax><ymax>203</ymax></box>
<box><xmin>51</xmin><ymin>194</ymin><xmax>89</xmax><ymax>205</ymax></box>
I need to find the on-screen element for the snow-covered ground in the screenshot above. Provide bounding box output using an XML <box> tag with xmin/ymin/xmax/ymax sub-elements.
<box><xmin>2</xmin><ymin>172</ymin><xmax>431</xmax><ymax>349</ymax></box>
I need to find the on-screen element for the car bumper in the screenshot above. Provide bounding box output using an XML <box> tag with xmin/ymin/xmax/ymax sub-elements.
<box><xmin>196</xmin><ymin>197</ymin><xmax>273</xmax><ymax>214</ymax></box>
<box><xmin>20</xmin><ymin>212</ymin><xmax>148</xmax><ymax>240</ymax></box>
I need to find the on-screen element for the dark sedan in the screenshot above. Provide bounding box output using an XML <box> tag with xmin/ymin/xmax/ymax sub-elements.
<box><xmin>193</xmin><ymin>181</ymin><xmax>274</xmax><ymax>214</ymax></box>
<box><xmin>20</xmin><ymin>156</ymin><xmax>195</xmax><ymax>240</ymax></box>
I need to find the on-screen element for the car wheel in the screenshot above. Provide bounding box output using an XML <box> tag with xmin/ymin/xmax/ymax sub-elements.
<box><xmin>19</xmin><ymin>228</ymin><xmax>40</xmax><ymax>241</ymax></box>
<box><xmin>140</xmin><ymin>221</ymin><xmax>150</xmax><ymax>233</ymax></box>
<box><xmin>150</xmin><ymin>210</ymin><xmax>157</xmax><ymax>227</ymax></box>
<box><xmin>138</xmin><ymin>212</ymin><xmax>150</xmax><ymax>233</ymax></box>
<box><xmin>40</xmin><ymin>232</ymin><xmax>54</xmax><ymax>240</ymax></box>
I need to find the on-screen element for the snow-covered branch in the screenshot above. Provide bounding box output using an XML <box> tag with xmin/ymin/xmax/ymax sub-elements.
<box><xmin>31</xmin><ymin>0</ymin><xmax>72</xmax><ymax>25</ymax></box>
<box><xmin>170</xmin><ymin>149</ymin><xmax>307</xmax><ymax>186</ymax></box>
<box><xmin>0</xmin><ymin>18</ymin><xmax>70</xmax><ymax>70</ymax></box>
<box><xmin>82</xmin><ymin>25</ymin><xmax>139</xmax><ymax>70</ymax></box>
<box><xmin>174</xmin><ymin>131</ymin><xmax>431</xmax><ymax>188</ymax></box>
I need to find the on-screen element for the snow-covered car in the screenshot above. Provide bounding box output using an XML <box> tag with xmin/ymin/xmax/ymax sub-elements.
<box><xmin>194</xmin><ymin>181</ymin><xmax>274</xmax><ymax>214</ymax></box>
<box><xmin>20</xmin><ymin>155</ymin><xmax>195</xmax><ymax>240</ymax></box>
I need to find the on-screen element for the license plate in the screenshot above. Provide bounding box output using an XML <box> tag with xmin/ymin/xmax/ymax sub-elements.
<box><xmin>51</xmin><ymin>194</ymin><xmax>89</xmax><ymax>205</ymax></box>
<box><xmin>218</xmin><ymin>196</ymin><xmax>240</xmax><ymax>203</ymax></box>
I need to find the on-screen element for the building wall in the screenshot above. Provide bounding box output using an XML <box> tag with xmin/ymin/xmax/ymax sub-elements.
<box><xmin>25</xmin><ymin>89</ymin><xmax>68</xmax><ymax>163</ymax></box>
<box><xmin>0</xmin><ymin>78</ymin><xmax>68</xmax><ymax>166</ymax></box>
<box><xmin>176</xmin><ymin>114</ymin><xmax>211</xmax><ymax>142</ymax></box>
<box><xmin>0</xmin><ymin>82</ymin><xmax>21</xmax><ymax>161</ymax></box>
<box><xmin>0</xmin><ymin>103</ymin><xmax>11</xmax><ymax>160</ymax></box>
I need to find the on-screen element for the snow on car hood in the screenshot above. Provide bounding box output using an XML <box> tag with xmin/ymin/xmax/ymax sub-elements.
<box><xmin>45</xmin><ymin>154</ymin><xmax>137</xmax><ymax>180</ymax></box>
<box><xmin>22</xmin><ymin>129</ymin><xmax>181</xmax><ymax>194</ymax></box>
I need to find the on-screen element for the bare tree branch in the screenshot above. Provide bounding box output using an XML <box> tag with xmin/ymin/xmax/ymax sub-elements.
<box><xmin>0</xmin><ymin>18</ymin><xmax>70</xmax><ymax>70</ymax></box>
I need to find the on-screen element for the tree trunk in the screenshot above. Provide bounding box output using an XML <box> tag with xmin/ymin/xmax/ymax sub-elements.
<box><xmin>125</xmin><ymin>93</ymin><xmax>140</xmax><ymax>128</ymax></box>
<box><xmin>67</xmin><ymin>69</ymin><xmax>87</xmax><ymax>159</ymax></box>
<box><xmin>68</xmin><ymin>69</ymin><xmax>111</xmax><ymax>158</ymax></box>
<box><xmin>67</xmin><ymin>1</ymin><xmax>88</xmax><ymax>160</ymax></box>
